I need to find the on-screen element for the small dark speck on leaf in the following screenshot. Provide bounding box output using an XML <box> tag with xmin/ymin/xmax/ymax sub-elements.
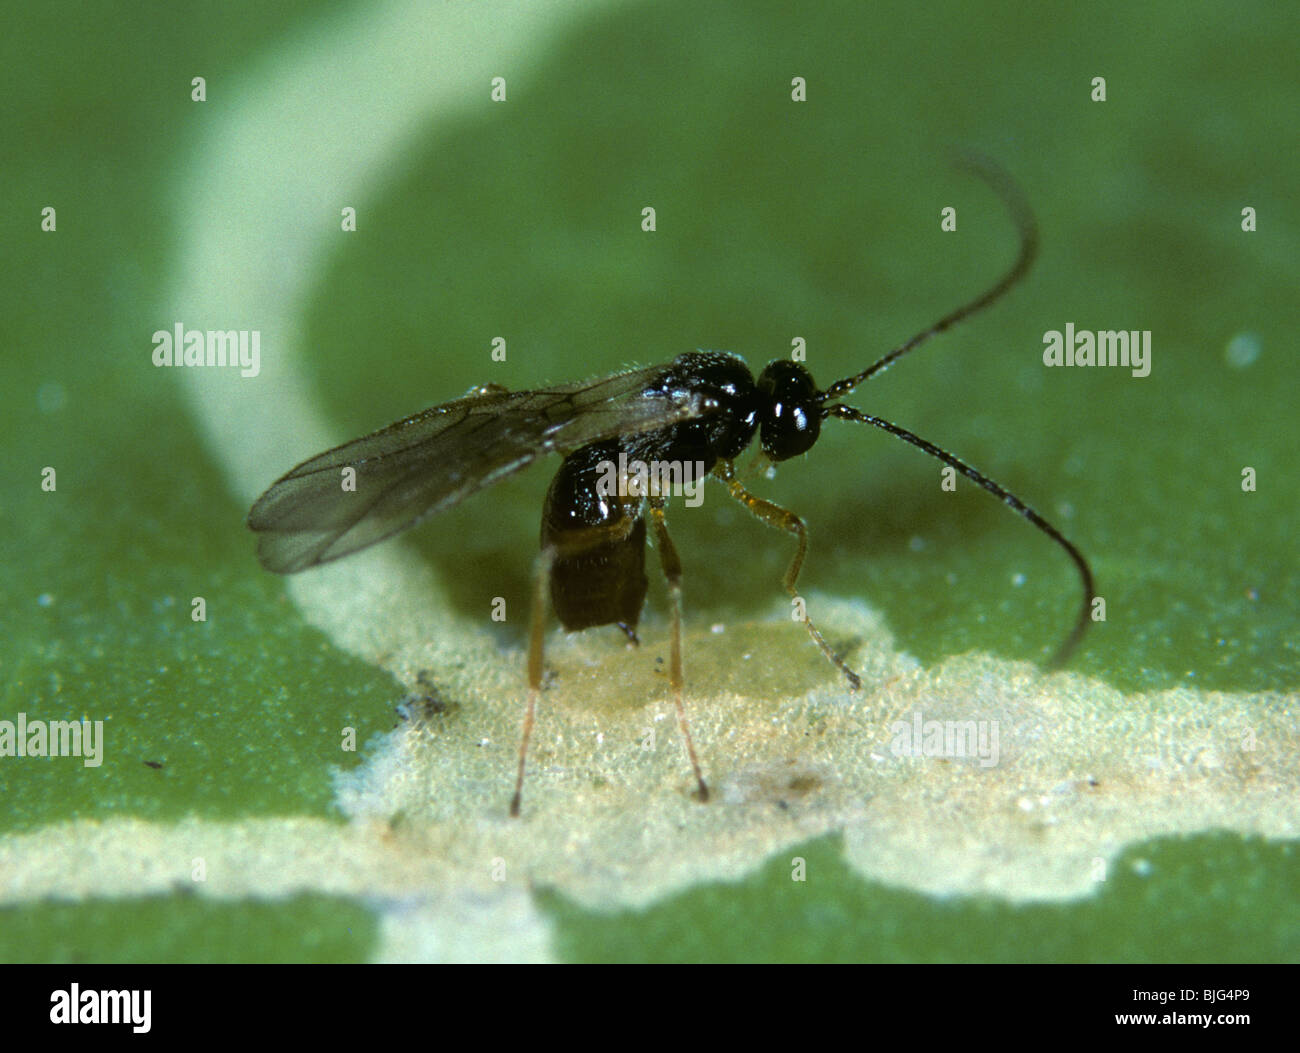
<box><xmin>394</xmin><ymin>672</ymin><xmax>462</xmax><ymax>726</ymax></box>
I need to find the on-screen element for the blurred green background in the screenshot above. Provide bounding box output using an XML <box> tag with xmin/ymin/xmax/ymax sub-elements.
<box><xmin>1</xmin><ymin>0</ymin><xmax>1296</xmax><ymax>961</ymax></box>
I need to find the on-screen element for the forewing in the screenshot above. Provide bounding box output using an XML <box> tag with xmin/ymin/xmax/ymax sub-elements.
<box><xmin>247</xmin><ymin>364</ymin><xmax>703</xmax><ymax>572</ymax></box>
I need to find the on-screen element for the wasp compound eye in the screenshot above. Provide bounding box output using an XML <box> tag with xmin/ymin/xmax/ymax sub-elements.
<box><xmin>757</xmin><ymin>359</ymin><xmax>820</xmax><ymax>461</ymax></box>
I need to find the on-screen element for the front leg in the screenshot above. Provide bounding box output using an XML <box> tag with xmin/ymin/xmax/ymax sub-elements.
<box><xmin>713</xmin><ymin>460</ymin><xmax>862</xmax><ymax>690</ymax></box>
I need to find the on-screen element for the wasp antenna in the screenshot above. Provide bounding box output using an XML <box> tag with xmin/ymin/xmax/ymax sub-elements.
<box><xmin>820</xmin><ymin>153</ymin><xmax>1039</xmax><ymax>403</ymax></box>
<box><xmin>825</xmin><ymin>404</ymin><xmax>1094</xmax><ymax>667</ymax></box>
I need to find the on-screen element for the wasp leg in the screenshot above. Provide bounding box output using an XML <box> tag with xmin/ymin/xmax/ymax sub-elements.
<box><xmin>647</xmin><ymin>499</ymin><xmax>709</xmax><ymax>802</ymax></box>
<box><xmin>714</xmin><ymin>460</ymin><xmax>863</xmax><ymax>690</ymax></box>
<box><xmin>510</xmin><ymin>545</ymin><xmax>555</xmax><ymax>817</ymax></box>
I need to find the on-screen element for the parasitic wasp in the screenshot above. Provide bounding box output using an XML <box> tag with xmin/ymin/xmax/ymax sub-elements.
<box><xmin>248</xmin><ymin>156</ymin><xmax>1095</xmax><ymax>816</ymax></box>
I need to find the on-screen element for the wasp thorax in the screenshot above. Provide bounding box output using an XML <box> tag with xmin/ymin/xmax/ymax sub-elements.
<box><xmin>757</xmin><ymin>360</ymin><xmax>820</xmax><ymax>460</ymax></box>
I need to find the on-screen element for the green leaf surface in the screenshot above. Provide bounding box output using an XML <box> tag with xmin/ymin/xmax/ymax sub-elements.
<box><xmin>2</xmin><ymin>0</ymin><xmax>1295</xmax><ymax>962</ymax></box>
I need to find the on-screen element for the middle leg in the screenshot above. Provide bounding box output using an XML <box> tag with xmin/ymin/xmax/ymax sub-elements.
<box><xmin>509</xmin><ymin>545</ymin><xmax>555</xmax><ymax>817</ymax></box>
<box><xmin>647</xmin><ymin>498</ymin><xmax>709</xmax><ymax>802</ymax></box>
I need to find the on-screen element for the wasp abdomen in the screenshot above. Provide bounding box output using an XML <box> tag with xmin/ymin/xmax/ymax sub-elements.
<box><xmin>541</xmin><ymin>440</ymin><xmax>649</xmax><ymax>632</ymax></box>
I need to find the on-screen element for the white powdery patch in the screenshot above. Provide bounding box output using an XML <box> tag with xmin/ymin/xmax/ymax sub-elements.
<box><xmin>330</xmin><ymin>595</ymin><xmax>1300</xmax><ymax>908</ymax></box>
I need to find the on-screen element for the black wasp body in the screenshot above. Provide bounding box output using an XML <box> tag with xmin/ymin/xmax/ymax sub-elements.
<box><xmin>540</xmin><ymin>351</ymin><xmax>808</xmax><ymax>637</ymax></box>
<box><xmin>248</xmin><ymin>157</ymin><xmax>1095</xmax><ymax>816</ymax></box>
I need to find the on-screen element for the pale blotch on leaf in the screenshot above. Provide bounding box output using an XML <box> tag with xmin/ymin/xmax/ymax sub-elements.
<box><xmin>329</xmin><ymin>577</ymin><xmax>1300</xmax><ymax>910</ymax></box>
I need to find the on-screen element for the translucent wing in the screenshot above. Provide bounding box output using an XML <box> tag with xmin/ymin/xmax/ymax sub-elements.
<box><xmin>247</xmin><ymin>363</ymin><xmax>707</xmax><ymax>573</ymax></box>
